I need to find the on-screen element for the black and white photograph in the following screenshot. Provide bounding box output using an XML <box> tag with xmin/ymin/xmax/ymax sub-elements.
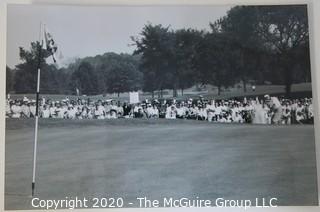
<box><xmin>4</xmin><ymin>2</ymin><xmax>318</xmax><ymax>210</ymax></box>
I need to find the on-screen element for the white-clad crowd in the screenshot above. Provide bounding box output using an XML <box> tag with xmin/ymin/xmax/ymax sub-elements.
<box><xmin>6</xmin><ymin>95</ymin><xmax>314</xmax><ymax>124</ymax></box>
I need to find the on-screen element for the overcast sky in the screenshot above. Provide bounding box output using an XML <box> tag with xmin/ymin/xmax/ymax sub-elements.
<box><xmin>7</xmin><ymin>4</ymin><xmax>232</xmax><ymax>68</ymax></box>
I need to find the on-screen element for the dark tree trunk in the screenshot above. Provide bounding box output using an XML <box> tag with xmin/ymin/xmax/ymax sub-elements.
<box><xmin>196</xmin><ymin>84</ymin><xmax>200</xmax><ymax>91</ymax></box>
<box><xmin>242</xmin><ymin>79</ymin><xmax>247</xmax><ymax>93</ymax></box>
<box><xmin>173</xmin><ymin>90</ymin><xmax>177</xmax><ymax>98</ymax></box>
<box><xmin>152</xmin><ymin>91</ymin><xmax>154</xmax><ymax>99</ymax></box>
<box><xmin>283</xmin><ymin>53</ymin><xmax>293</xmax><ymax>98</ymax></box>
<box><xmin>181</xmin><ymin>88</ymin><xmax>184</xmax><ymax>96</ymax></box>
<box><xmin>285</xmin><ymin>83</ymin><xmax>291</xmax><ymax>97</ymax></box>
<box><xmin>117</xmin><ymin>92</ymin><xmax>120</xmax><ymax>97</ymax></box>
<box><xmin>284</xmin><ymin>67</ymin><xmax>292</xmax><ymax>98</ymax></box>
<box><xmin>173</xmin><ymin>84</ymin><xmax>177</xmax><ymax>98</ymax></box>
<box><xmin>217</xmin><ymin>85</ymin><xmax>221</xmax><ymax>96</ymax></box>
<box><xmin>240</xmin><ymin>50</ymin><xmax>247</xmax><ymax>93</ymax></box>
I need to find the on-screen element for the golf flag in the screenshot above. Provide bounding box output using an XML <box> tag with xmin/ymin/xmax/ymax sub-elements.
<box><xmin>42</xmin><ymin>25</ymin><xmax>58</xmax><ymax>63</ymax></box>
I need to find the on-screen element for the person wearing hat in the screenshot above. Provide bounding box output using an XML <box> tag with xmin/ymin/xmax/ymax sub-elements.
<box><xmin>133</xmin><ymin>102</ymin><xmax>143</xmax><ymax>118</ymax></box>
<box><xmin>116</xmin><ymin>101</ymin><xmax>124</xmax><ymax>118</ymax></box>
<box><xmin>67</xmin><ymin>104</ymin><xmax>77</xmax><ymax>119</ymax></box>
<box><xmin>79</xmin><ymin>106</ymin><xmax>86</xmax><ymax>119</ymax></box>
<box><xmin>152</xmin><ymin>104</ymin><xmax>159</xmax><ymax>118</ymax></box>
<box><xmin>165</xmin><ymin>104</ymin><xmax>177</xmax><ymax>119</ymax></box>
<box><xmin>23</xmin><ymin>96</ymin><xmax>29</xmax><ymax>103</ymax></box>
<box><xmin>295</xmin><ymin>102</ymin><xmax>305</xmax><ymax>124</ymax></box>
<box><xmin>264</xmin><ymin>94</ymin><xmax>282</xmax><ymax>124</ymax></box>
<box><xmin>176</xmin><ymin>103</ymin><xmax>186</xmax><ymax>119</ymax></box>
<box><xmin>213</xmin><ymin>102</ymin><xmax>222</xmax><ymax>122</ymax></box>
<box><xmin>88</xmin><ymin>102</ymin><xmax>95</xmax><ymax>119</ymax></box>
<box><xmin>11</xmin><ymin>100</ymin><xmax>22</xmax><ymax>118</ymax></box>
<box><xmin>60</xmin><ymin>101</ymin><xmax>68</xmax><ymax>119</ymax></box>
<box><xmin>55</xmin><ymin>103</ymin><xmax>64</xmax><ymax>119</ymax></box>
<box><xmin>185</xmin><ymin>103</ymin><xmax>192</xmax><ymax>119</ymax></box>
<box><xmin>157</xmin><ymin>101</ymin><xmax>167</xmax><ymax>119</ymax></box>
<box><xmin>122</xmin><ymin>101</ymin><xmax>131</xmax><ymax>118</ymax></box>
<box><xmin>95</xmin><ymin>100</ymin><xmax>105</xmax><ymax>119</ymax></box>
<box><xmin>206</xmin><ymin>100</ymin><xmax>216</xmax><ymax>122</ymax></box>
<box><xmin>75</xmin><ymin>106</ymin><xmax>82</xmax><ymax>119</ymax></box>
<box><xmin>143</xmin><ymin>103</ymin><xmax>149</xmax><ymax>116</ymax></box>
<box><xmin>81</xmin><ymin>106</ymin><xmax>91</xmax><ymax>119</ymax></box>
<box><xmin>21</xmin><ymin>100</ymin><xmax>31</xmax><ymax>118</ymax></box>
<box><xmin>110</xmin><ymin>100</ymin><xmax>118</xmax><ymax>119</ymax></box>
<box><xmin>135</xmin><ymin>107</ymin><xmax>147</xmax><ymax>118</ymax></box>
<box><xmin>197</xmin><ymin>104</ymin><xmax>206</xmax><ymax>121</ymax></box>
<box><xmin>103</xmin><ymin>100</ymin><xmax>111</xmax><ymax>119</ymax></box>
<box><xmin>146</xmin><ymin>103</ymin><xmax>154</xmax><ymax>118</ymax></box>
<box><xmin>41</xmin><ymin>104</ymin><xmax>50</xmax><ymax>118</ymax></box>
<box><xmin>281</xmin><ymin>101</ymin><xmax>292</xmax><ymax>124</ymax></box>
<box><xmin>191</xmin><ymin>103</ymin><xmax>200</xmax><ymax>120</ymax></box>
<box><xmin>49</xmin><ymin>102</ymin><xmax>57</xmax><ymax>118</ymax></box>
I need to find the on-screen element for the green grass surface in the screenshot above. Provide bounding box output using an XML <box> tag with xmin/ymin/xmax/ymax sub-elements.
<box><xmin>5</xmin><ymin>118</ymin><xmax>318</xmax><ymax>209</ymax></box>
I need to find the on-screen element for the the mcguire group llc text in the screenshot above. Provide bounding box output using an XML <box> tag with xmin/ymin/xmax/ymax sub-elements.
<box><xmin>31</xmin><ymin>196</ymin><xmax>278</xmax><ymax>209</ymax></box>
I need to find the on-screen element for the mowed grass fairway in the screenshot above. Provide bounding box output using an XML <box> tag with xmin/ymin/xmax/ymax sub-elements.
<box><xmin>5</xmin><ymin>119</ymin><xmax>318</xmax><ymax>209</ymax></box>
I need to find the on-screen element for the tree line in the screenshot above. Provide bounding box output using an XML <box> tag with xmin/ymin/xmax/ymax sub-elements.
<box><xmin>7</xmin><ymin>49</ymin><xmax>143</xmax><ymax>96</ymax></box>
<box><xmin>131</xmin><ymin>5</ymin><xmax>310</xmax><ymax>97</ymax></box>
<box><xmin>6</xmin><ymin>5</ymin><xmax>311</xmax><ymax>97</ymax></box>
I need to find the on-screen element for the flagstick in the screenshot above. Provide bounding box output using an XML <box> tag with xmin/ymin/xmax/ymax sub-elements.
<box><xmin>32</xmin><ymin>23</ymin><xmax>42</xmax><ymax>197</ymax></box>
<box><xmin>32</xmin><ymin>68</ymin><xmax>40</xmax><ymax>196</ymax></box>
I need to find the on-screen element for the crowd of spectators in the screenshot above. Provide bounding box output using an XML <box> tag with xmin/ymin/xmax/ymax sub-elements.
<box><xmin>6</xmin><ymin>95</ymin><xmax>314</xmax><ymax>124</ymax></box>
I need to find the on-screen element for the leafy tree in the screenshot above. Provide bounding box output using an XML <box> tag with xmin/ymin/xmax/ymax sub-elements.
<box><xmin>255</xmin><ymin>5</ymin><xmax>309</xmax><ymax>96</ymax></box>
<box><xmin>174</xmin><ymin>29</ymin><xmax>204</xmax><ymax>96</ymax></box>
<box><xmin>70</xmin><ymin>61</ymin><xmax>98</xmax><ymax>95</ymax></box>
<box><xmin>13</xmin><ymin>41</ymin><xmax>61</xmax><ymax>94</ymax></box>
<box><xmin>194</xmin><ymin>32</ymin><xmax>237</xmax><ymax>95</ymax></box>
<box><xmin>65</xmin><ymin>52</ymin><xmax>142</xmax><ymax>95</ymax></box>
<box><xmin>105</xmin><ymin>54</ymin><xmax>142</xmax><ymax>96</ymax></box>
<box><xmin>292</xmin><ymin>42</ymin><xmax>311</xmax><ymax>82</ymax></box>
<box><xmin>132</xmin><ymin>23</ymin><xmax>174</xmax><ymax>98</ymax></box>
<box><xmin>218</xmin><ymin>6</ymin><xmax>262</xmax><ymax>92</ymax></box>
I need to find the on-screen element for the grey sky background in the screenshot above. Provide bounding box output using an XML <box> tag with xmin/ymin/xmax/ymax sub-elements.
<box><xmin>7</xmin><ymin>4</ymin><xmax>232</xmax><ymax>68</ymax></box>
